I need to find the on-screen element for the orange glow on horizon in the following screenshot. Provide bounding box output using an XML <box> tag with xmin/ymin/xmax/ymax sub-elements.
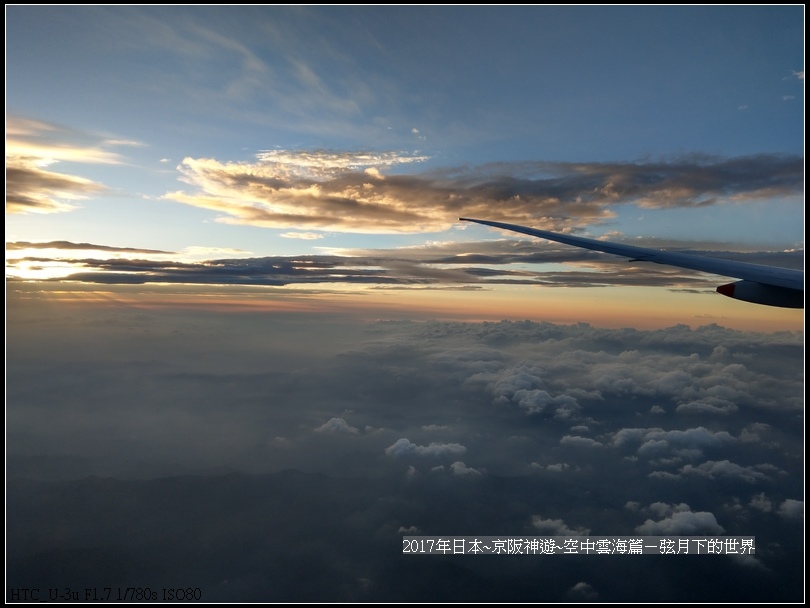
<box><xmin>7</xmin><ymin>279</ymin><xmax>803</xmax><ymax>333</ymax></box>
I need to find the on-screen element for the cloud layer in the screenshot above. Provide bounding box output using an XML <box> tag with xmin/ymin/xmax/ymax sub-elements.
<box><xmin>163</xmin><ymin>152</ymin><xmax>804</xmax><ymax>233</ymax></box>
<box><xmin>6</xmin><ymin>291</ymin><xmax>804</xmax><ymax>601</ymax></box>
<box><xmin>7</xmin><ymin>234</ymin><xmax>802</xmax><ymax>290</ymax></box>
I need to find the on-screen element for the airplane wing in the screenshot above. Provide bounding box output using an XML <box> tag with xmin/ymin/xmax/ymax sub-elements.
<box><xmin>459</xmin><ymin>218</ymin><xmax>804</xmax><ymax>309</ymax></box>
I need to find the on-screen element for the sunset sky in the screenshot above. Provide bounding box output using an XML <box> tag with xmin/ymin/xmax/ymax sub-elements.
<box><xmin>6</xmin><ymin>6</ymin><xmax>805</xmax><ymax>602</ymax></box>
<box><xmin>6</xmin><ymin>5</ymin><xmax>804</xmax><ymax>330</ymax></box>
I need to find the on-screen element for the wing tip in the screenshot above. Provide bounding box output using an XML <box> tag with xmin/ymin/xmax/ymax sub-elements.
<box><xmin>716</xmin><ymin>283</ymin><xmax>736</xmax><ymax>298</ymax></box>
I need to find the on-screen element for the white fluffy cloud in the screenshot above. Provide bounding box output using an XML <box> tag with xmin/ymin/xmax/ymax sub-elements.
<box><xmin>384</xmin><ymin>438</ymin><xmax>467</xmax><ymax>458</ymax></box>
<box><xmin>450</xmin><ymin>461</ymin><xmax>482</xmax><ymax>476</ymax></box>
<box><xmin>315</xmin><ymin>417</ymin><xmax>359</xmax><ymax>434</ymax></box>
<box><xmin>749</xmin><ymin>493</ymin><xmax>773</xmax><ymax>513</ymax></box>
<box><xmin>612</xmin><ymin>426</ymin><xmax>734</xmax><ymax>460</ymax></box>
<box><xmin>679</xmin><ymin>460</ymin><xmax>779</xmax><ymax>483</ymax></box>
<box><xmin>636</xmin><ymin>503</ymin><xmax>725</xmax><ymax>535</ymax></box>
<box><xmin>567</xmin><ymin>582</ymin><xmax>599</xmax><ymax>600</ymax></box>
<box><xmin>560</xmin><ymin>435</ymin><xmax>603</xmax><ymax>448</ymax></box>
<box><xmin>531</xmin><ymin>515</ymin><xmax>590</xmax><ymax>536</ymax></box>
<box><xmin>777</xmin><ymin>499</ymin><xmax>803</xmax><ymax>521</ymax></box>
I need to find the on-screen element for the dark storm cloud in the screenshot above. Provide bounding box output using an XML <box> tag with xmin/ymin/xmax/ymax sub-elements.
<box><xmin>6</xmin><ymin>302</ymin><xmax>804</xmax><ymax>601</ymax></box>
<box><xmin>165</xmin><ymin>152</ymin><xmax>804</xmax><ymax>232</ymax></box>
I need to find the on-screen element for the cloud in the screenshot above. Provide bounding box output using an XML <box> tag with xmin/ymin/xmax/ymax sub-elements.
<box><xmin>449</xmin><ymin>461</ymin><xmax>481</xmax><ymax>476</ymax></box>
<box><xmin>314</xmin><ymin>417</ymin><xmax>359</xmax><ymax>434</ymax></box>
<box><xmin>749</xmin><ymin>493</ymin><xmax>772</xmax><ymax>513</ymax></box>
<box><xmin>181</xmin><ymin>246</ymin><xmax>251</xmax><ymax>258</ymax></box>
<box><xmin>730</xmin><ymin>553</ymin><xmax>770</xmax><ymax>572</ymax></box>
<box><xmin>6</xmin><ymin>241</ymin><xmax>172</xmax><ymax>254</ymax></box>
<box><xmin>531</xmin><ymin>515</ymin><xmax>590</xmax><ymax>536</ymax></box>
<box><xmin>566</xmin><ymin>582</ymin><xmax>599</xmax><ymax>601</ymax></box>
<box><xmin>163</xmin><ymin>151</ymin><xmax>439</xmax><ymax>234</ymax></box>
<box><xmin>5</xmin><ymin>304</ymin><xmax>803</xmax><ymax>601</ymax></box>
<box><xmin>280</xmin><ymin>232</ymin><xmax>324</xmax><ymax>240</ymax></box>
<box><xmin>16</xmin><ymin>231</ymin><xmax>801</xmax><ymax>289</ymax></box>
<box><xmin>384</xmin><ymin>438</ymin><xmax>467</xmax><ymax>458</ymax></box>
<box><xmin>473</xmin><ymin>363</ymin><xmax>586</xmax><ymax>419</ymax></box>
<box><xmin>636</xmin><ymin>503</ymin><xmax>725</xmax><ymax>535</ymax></box>
<box><xmin>776</xmin><ymin>499</ymin><xmax>803</xmax><ymax>521</ymax></box>
<box><xmin>104</xmin><ymin>139</ymin><xmax>145</xmax><ymax>148</ymax></box>
<box><xmin>6</xmin><ymin>116</ymin><xmax>123</xmax><ymax>215</ymax></box>
<box><xmin>162</xmin><ymin>152</ymin><xmax>804</xmax><ymax>233</ymax></box>
<box><xmin>6</xmin><ymin>159</ymin><xmax>106</xmax><ymax>215</ymax></box>
<box><xmin>254</xmin><ymin>149</ymin><xmax>429</xmax><ymax>177</ymax></box>
<box><xmin>739</xmin><ymin>423</ymin><xmax>771</xmax><ymax>444</ymax></box>
<box><xmin>560</xmin><ymin>435</ymin><xmax>603</xmax><ymax>448</ymax></box>
<box><xmin>675</xmin><ymin>400</ymin><xmax>738</xmax><ymax>415</ymax></box>
<box><xmin>612</xmin><ymin>426</ymin><xmax>734</xmax><ymax>460</ymax></box>
<box><xmin>679</xmin><ymin>460</ymin><xmax>779</xmax><ymax>483</ymax></box>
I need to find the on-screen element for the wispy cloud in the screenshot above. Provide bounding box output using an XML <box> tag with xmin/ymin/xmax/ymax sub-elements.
<box><xmin>6</xmin><ymin>117</ymin><xmax>124</xmax><ymax>214</ymax></box>
<box><xmin>280</xmin><ymin>232</ymin><xmax>324</xmax><ymax>240</ymax></box>
<box><xmin>6</xmin><ymin>163</ymin><xmax>104</xmax><ymax>214</ymax></box>
<box><xmin>679</xmin><ymin>460</ymin><xmax>780</xmax><ymax>483</ymax></box>
<box><xmin>7</xmin><ymin>236</ymin><xmax>801</xmax><ymax>288</ymax></box>
<box><xmin>6</xmin><ymin>241</ymin><xmax>172</xmax><ymax>254</ymax></box>
<box><xmin>90</xmin><ymin>9</ymin><xmax>408</xmax><ymax>139</ymax></box>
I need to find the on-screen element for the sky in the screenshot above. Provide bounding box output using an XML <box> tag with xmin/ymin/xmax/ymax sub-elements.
<box><xmin>5</xmin><ymin>6</ymin><xmax>805</xmax><ymax>603</ymax></box>
<box><xmin>5</xmin><ymin>5</ymin><xmax>805</xmax><ymax>331</ymax></box>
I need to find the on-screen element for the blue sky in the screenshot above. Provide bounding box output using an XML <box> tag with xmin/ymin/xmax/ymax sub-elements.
<box><xmin>6</xmin><ymin>5</ymin><xmax>805</xmax><ymax>328</ymax></box>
